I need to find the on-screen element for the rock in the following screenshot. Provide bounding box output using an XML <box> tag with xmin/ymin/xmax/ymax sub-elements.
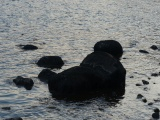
<box><xmin>80</xmin><ymin>52</ymin><xmax>126</xmax><ymax>90</ymax></box>
<box><xmin>38</xmin><ymin>69</ymin><xmax>57</xmax><ymax>83</ymax></box>
<box><xmin>152</xmin><ymin>112</ymin><xmax>159</xmax><ymax>119</ymax></box>
<box><xmin>148</xmin><ymin>102</ymin><xmax>153</xmax><ymax>105</ymax></box>
<box><xmin>17</xmin><ymin>44</ymin><xmax>38</xmax><ymax>50</ymax></box>
<box><xmin>94</xmin><ymin>40</ymin><xmax>123</xmax><ymax>59</ymax></box>
<box><xmin>48</xmin><ymin>66</ymin><xmax>125</xmax><ymax>99</ymax></box>
<box><xmin>154</xmin><ymin>108</ymin><xmax>160</xmax><ymax>113</ymax></box>
<box><xmin>130</xmin><ymin>76</ymin><xmax>134</xmax><ymax>78</ymax></box>
<box><xmin>37</xmin><ymin>56</ymin><xmax>64</xmax><ymax>69</ymax></box>
<box><xmin>5</xmin><ymin>117</ymin><xmax>23</xmax><ymax>120</ymax></box>
<box><xmin>136</xmin><ymin>83</ymin><xmax>142</xmax><ymax>86</ymax></box>
<box><xmin>13</xmin><ymin>76</ymin><xmax>34</xmax><ymax>90</ymax></box>
<box><xmin>139</xmin><ymin>50</ymin><xmax>149</xmax><ymax>54</ymax></box>
<box><xmin>150</xmin><ymin>45</ymin><xmax>158</xmax><ymax>50</ymax></box>
<box><xmin>142</xmin><ymin>80</ymin><xmax>149</xmax><ymax>85</ymax></box>
<box><xmin>2</xmin><ymin>107</ymin><xmax>11</xmax><ymax>110</ymax></box>
<box><xmin>137</xmin><ymin>94</ymin><xmax>144</xmax><ymax>99</ymax></box>
<box><xmin>151</xmin><ymin>73</ymin><xmax>159</xmax><ymax>77</ymax></box>
<box><xmin>48</xmin><ymin>66</ymin><xmax>104</xmax><ymax>98</ymax></box>
<box><xmin>142</xmin><ymin>98</ymin><xmax>147</xmax><ymax>103</ymax></box>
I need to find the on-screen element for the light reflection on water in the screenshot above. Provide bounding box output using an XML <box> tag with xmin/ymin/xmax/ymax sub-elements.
<box><xmin>0</xmin><ymin>0</ymin><xmax>160</xmax><ymax>119</ymax></box>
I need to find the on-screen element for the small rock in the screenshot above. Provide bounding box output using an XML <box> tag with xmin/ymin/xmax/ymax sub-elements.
<box><xmin>21</xmin><ymin>44</ymin><xmax>38</xmax><ymax>50</ymax></box>
<box><xmin>98</xmin><ymin>108</ymin><xmax>104</xmax><ymax>112</ymax></box>
<box><xmin>142</xmin><ymin>80</ymin><xmax>149</xmax><ymax>85</ymax></box>
<box><xmin>13</xmin><ymin>76</ymin><xmax>34</xmax><ymax>90</ymax></box>
<box><xmin>130</xmin><ymin>76</ymin><xmax>134</xmax><ymax>78</ymax></box>
<box><xmin>150</xmin><ymin>45</ymin><xmax>158</xmax><ymax>50</ymax></box>
<box><xmin>142</xmin><ymin>98</ymin><xmax>147</xmax><ymax>103</ymax></box>
<box><xmin>139</xmin><ymin>50</ymin><xmax>149</xmax><ymax>54</ymax></box>
<box><xmin>152</xmin><ymin>112</ymin><xmax>159</xmax><ymax>119</ymax></box>
<box><xmin>137</xmin><ymin>94</ymin><xmax>144</xmax><ymax>99</ymax></box>
<box><xmin>144</xmin><ymin>87</ymin><xmax>149</xmax><ymax>91</ymax></box>
<box><xmin>2</xmin><ymin>107</ymin><xmax>11</xmax><ymax>110</ymax></box>
<box><xmin>148</xmin><ymin>102</ymin><xmax>153</xmax><ymax>105</ymax></box>
<box><xmin>37</xmin><ymin>56</ymin><xmax>64</xmax><ymax>69</ymax></box>
<box><xmin>38</xmin><ymin>69</ymin><xmax>57</xmax><ymax>83</ymax></box>
<box><xmin>151</xmin><ymin>73</ymin><xmax>159</xmax><ymax>77</ymax></box>
<box><xmin>154</xmin><ymin>108</ymin><xmax>160</xmax><ymax>113</ymax></box>
<box><xmin>136</xmin><ymin>83</ymin><xmax>142</xmax><ymax>86</ymax></box>
<box><xmin>5</xmin><ymin>117</ymin><xmax>23</xmax><ymax>120</ymax></box>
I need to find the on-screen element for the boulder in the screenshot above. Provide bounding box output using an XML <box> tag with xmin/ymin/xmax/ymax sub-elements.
<box><xmin>37</xmin><ymin>56</ymin><xmax>64</xmax><ymax>69</ymax></box>
<box><xmin>80</xmin><ymin>52</ymin><xmax>126</xmax><ymax>90</ymax></box>
<box><xmin>48</xmin><ymin>66</ymin><xmax>103</xmax><ymax>99</ymax></box>
<box><xmin>38</xmin><ymin>69</ymin><xmax>57</xmax><ymax>83</ymax></box>
<box><xmin>13</xmin><ymin>76</ymin><xmax>34</xmax><ymax>90</ymax></box>
<box><xmin>94</xmin><ymin>40</ymin><xmax>123</xmax><ymax>59</ymax></box>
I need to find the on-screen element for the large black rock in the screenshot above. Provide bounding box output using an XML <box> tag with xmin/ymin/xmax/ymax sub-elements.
<box><xmin>37</xmin><ymin>56</ymin><xmax>64</xmax><ymax>69</ymax></box>
<box><xmin>48</xmin><ymin>66</ymin><xmax>104</xmax><ymax>99</ymax></box>
<box><xmin>13</xmin><ymin>76</ymin><xmax>34</xmax><ymax>90</ymax></box>
<box><xmin>94</xmin><ymin>40</ymin><xmax>123</xmax><ymax>59</ymax></box>
<box><xmin>80</xmin><ymin>52</ymin><xmax>126</xmax><ymax>90</ymax></box>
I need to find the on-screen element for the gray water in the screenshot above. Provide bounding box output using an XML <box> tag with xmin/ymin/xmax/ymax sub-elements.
<box><xmin>0</xmin><ymin>0</ymin><xmax>160</xmax><ymax>119</ymax></box>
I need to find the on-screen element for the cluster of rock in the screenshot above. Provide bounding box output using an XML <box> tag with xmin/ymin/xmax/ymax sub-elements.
<box><xmin>13</xmin><ymin>40</ymin><xmax>126</xmax><ymax>100</ymax></box>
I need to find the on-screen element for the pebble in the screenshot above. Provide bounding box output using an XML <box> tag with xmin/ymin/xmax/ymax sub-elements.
<box><xmin>137</xmin><ymin>94</ymin><xmax>144</xmax><ymax>99</ymax></box>
<box><xmin>142</xmin><ymin>80</ymin><xmax>149</xmax><ymax>85</ymax></box>
<box><xmin>139</xmin><ymin>50</ymin><xmax>149</xmax><ymax>54</ymax></box>
<box><xmin>2</xmin><ymin>107</ymin><xmax>11</xmax><ymax>110</ymax></box>
<box><xmin>150</xmin><ymin>45</ymin><xmax>158</xmax><ymax>50</ymax></box>
<box><xmin>148</xmin><ymin>102</ymin><xmax>153</xmax><ymax>105</ymax></box>
<box><xmin>136</xmin><ymin>83</ymin><xmax>142</xmax><ymax>86</ymax></box>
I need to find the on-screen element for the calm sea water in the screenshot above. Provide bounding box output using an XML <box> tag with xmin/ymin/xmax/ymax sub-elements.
<box><xmin>0</xmin><ymin>0</ymin><xmax>160</xmax><ymax>119</ymax></box>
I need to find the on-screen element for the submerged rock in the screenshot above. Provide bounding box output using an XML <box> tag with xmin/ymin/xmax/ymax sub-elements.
<box><xmin>152</xmin><ymin>112</ymin><xmax>159</xmax><ymax>119</ymax></box>
<box><xmin>94</xmin><ymin>40</ymin><xmax>123</xmax><ymax>59</ymax></box>
<box><xmin>150</xmin><ymin>45</ymin><xmax>158</xmax><ymax>50</ymax></box>
<box><xmin>37</xmin><ymin>56</ymin><xmax>64</xmax><ymax>69</ymax></box>
<box><xmin>38</xmin><ymin>69</ymin><xmax>57</xmax><ymax>83</ymax></box>
<box><xmin>5</xmin><ymin>117</ymin><xmax>23</xmax><ymax>120</ymax></box>
<box><xmin>137</xmin><ymin>94</ymin><xmax>144</xmax><ymax>99</ymax></box>
<box><xmin>13</xmin><ymin>76</ymin><xmax>34</xmax><ymax>90</ymax></box>
<box><xmin>18</xmin><ymin>44</ymin><xmax>38</xmax><ymax>50</ymax></box>
<box><xmin>142</xmin><ymin>80</ymin><xmax>149</xmax><ymax>85</ymax></box>
<box><xmin>139</xmin><ymin>50</ymin><xmax>149</xmax><ymax>54</ymax></box>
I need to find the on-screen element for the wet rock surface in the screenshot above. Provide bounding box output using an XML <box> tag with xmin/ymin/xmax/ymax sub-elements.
<box><xmin>37</xmin><ymin>56</ymin><xmax>64</xmax><ymax>69</ymax></box>
<box><xmin>13</xmin><ymin>76</ymin><xmax>34</xmax><ymax>90</ymax></box>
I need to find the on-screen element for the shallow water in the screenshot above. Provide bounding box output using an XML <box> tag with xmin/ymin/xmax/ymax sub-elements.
<box><xmin>0</xmin><ymin>0</ymin><xmax>160</xmax><ymax>119</ymax></box>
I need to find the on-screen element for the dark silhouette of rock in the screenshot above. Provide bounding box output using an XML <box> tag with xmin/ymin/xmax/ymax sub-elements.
<box><xmin>139</xmin><ymin>50</ymin><xmax>149</xmax><ymax>54</ymax></box>
<box><xmin>94</xmin><ymin>40</ymin><xmax>123</xmax><ymax>59</ymax></box>
<box><xmin>142</xmin><ymin>80</ymin><xmax>149</xmax><ymax>85</ymax></box>
<box><xmin>48</xmin><ymin>66</ymin><xmax>104</xmax><ymax>98</ymax></box>
<box><xmin>154</xmin><ymin>108</ymin><xmax>160</xmax><ymax>113</ymax></box>
<box><xmin>17</xmin><ymin>44</ymin><xmax>38</xmax><ymax>50</ymax></box>
<box><xmin>13</xmin><ymin>76</ymin><xmax>34</xmax><ymax>90</ymax></box>
<box><xmin>136</xmin><ymin>83</ymin><xmax>142</xmax><ymax>86</ymax></box>
<box><xmin>37</xmin><ymin>56</ymin><xmax>64</xmax><ymax>69</ymax></box>
<box><xmin>5</xmin><ymin>117</ymin><xmax>23</xmax><ymax>120</ymax></box>
<box><xmin>80</xmin><ymin>52</ymin><xmax>126</xmax><ymax>90</ymax></box>
<box><xmin>148</xmin><ymin>102</ymin><xmax>153</xmax><ymax>105</ymax></box>
<box><xmin>152</xmin><ymin>112</ymin><xmax>159</xmax><ymax>119</ymax></box>
<box><xmin>151</xmin><ymin>73</ymin><xmax>159</xmax><ymax>77</ymax></box>
<box><xmin>137</xmin><ymin>94</ymin><xmax>144</xmax><ymax>99</ymax></box>
<box><xmin>2</xmin><ymin>107</ymin><xmax>11</xmax><ymax>110</ymax></box>
<box><xmin>38</xmin><ymin>69</ymin><xmax>57</xmax><ymax>83</ymax></box>
<box><xmin>142</xmin><ymin>98</ymin><xmax>147</xmax><ymax>103</ymax></box>
<box><xmin>150</xmin><ymin>45</ymin><xmax>158</xmax><ymax>50</ymax></box>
